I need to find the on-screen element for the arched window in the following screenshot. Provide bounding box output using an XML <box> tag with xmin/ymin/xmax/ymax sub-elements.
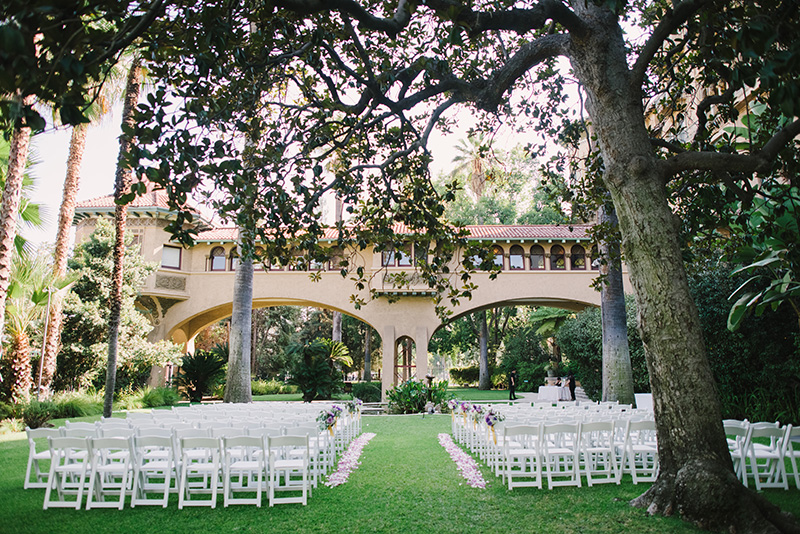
<box><xmin>210</xmin><ymin>246</ymin><xmax>227</xmax><ymax>271</ymax></box>
<box><xmin>509</xmin><ymin>245</ymin><xmax>525</xmax><ymax>270</ymax></box>
<box><xmin>530</xmin><ymin>245</ymin><xmax>545</xmax><ymax>270</ymax></box>
<box><xmin>591</xmin><ymin>245</ymin><xmax>600</xmax><ymax>270</ymax></box>
<box><xmin>230</xmin><ymin>249</ymin><xmax>240</xmax><ymax>271</ymax></box>
<box><xmin>570</xmin><ymin>245</ymin><xmax>586</xmax><ymax>270</ymax></box>
<box><xmin>550</xmin><ymin>245</ymin><xmax>566</xmax><ymax>270</ymax></box>
<box><xmin>492</xmin><ymin>245</ymin><xmax>504</xmax><ymax>270</ymax></box>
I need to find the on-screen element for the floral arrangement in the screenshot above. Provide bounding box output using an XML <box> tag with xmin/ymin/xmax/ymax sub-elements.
<box><xmin>343</xmin><ymin>398</ymin><xmax>363</xmax><ymax>414</ymax></box>
<box><xmin>324</xmin><ymin>432</ymin><xmax>376</xmax><ymax>487</ymax></box>
<box><xmin>438</xmin><ymin>433</ymin><xmax>486</xmax><ymax>489</ymax></box>
<box><xmin>317</xmin><ymin>405</ymin><xmax>343</xmax><ymax>432</ymax></box>
<box><xmin>447</xmin><ymin>399</ymin><xmax>459</xmax><ymax>412</ymax></box>
<box><xmin>484</xmin><ymin>409</ymin><xmax>505</xmax><ymax>427</ymax></box>
<box><xmin>470</xmin><ymin>404</ymin><xmax>485</xmax><ymax>424</ymax></box>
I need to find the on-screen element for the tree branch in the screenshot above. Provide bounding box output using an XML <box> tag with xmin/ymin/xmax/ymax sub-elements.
<box><xmin>630</xmin><ymin>0</ymin><xmax>710</xmax><ymax>92</ymax></box>
<box><xmin>273</xmin><ymin>0</ymin><xmax>412</xmax><ymax>38</ymax></box>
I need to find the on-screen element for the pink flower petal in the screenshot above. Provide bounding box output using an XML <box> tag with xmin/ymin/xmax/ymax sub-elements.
<box><xmin>438</xmin><ymin>433</ymin><xmax>486</xmax><ymax>489</ymax></box>
<box><xmin>324</xmin><ymin>432</ymin><xmax>377</xmax><ymax>487</ymax></box>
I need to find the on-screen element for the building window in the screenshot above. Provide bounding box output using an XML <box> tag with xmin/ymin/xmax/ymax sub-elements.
<box><xmin>210</xmin><ymin>246</ymin><xmax>227</xmax><ymax>271</ymax></box>
<box><xmin>492</xmin><ymin>245</ymin><xmax>504</xmax><ymax>270</ymax></box>
<box><xmin>397</xmin><ymin>246</ymin><xmax>413</xmax><ymax>267</ymax></box>
<box><xmin>509</xmin><ymin>245</ymin><xmax>525</xmax><ymax>270</ymax></box>
<box><xmin>161</xmin><ymin>245</ymin><xmax>181</xmax><ymax>270</ymax></box>
<box><xmin>591</xmin><ymin>245</ymin><xmax>600</xmax><ymax>270</ymax></box>
<box><xmin>530</xmin><ymin>245</ymin><xmax>545</xmax><ymax>270</ymax></box>
<box><xmin>413</xmin><ymin>243</ymin><xmax>427</xmax><ymax>266</ymax></box>
<box><xmin>230</xmin><ymin>250</ymin><xmax>240</xmax><ymax>271</ymax></box>
<box><xmin>381</xmin><ymin>249</ymin><xmax>396</xmax><ymax>267</ymax></box>
<box><xmin>550</xmin><ymin>245</ymin><xmax>566</xmax><ymax>270</ymax></box>
<box><xmin>129</xmin><ymin>228</ymin><xmax>144</xmax><ymax>251</ymax></box>
<box><xmin>570</xmin><ymin>245</ymin><xmax>587</xmax><ymax>270</ymax></box>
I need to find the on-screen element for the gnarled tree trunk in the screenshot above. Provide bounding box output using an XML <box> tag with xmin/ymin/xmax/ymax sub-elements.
<box><xmin>569</xmin><ymin>4</ymin><xmax>797</xmax><ymax>531</ymax></box>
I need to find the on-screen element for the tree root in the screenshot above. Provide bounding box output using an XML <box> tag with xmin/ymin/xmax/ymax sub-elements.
<box><xmin>631</xmin><ymin>459</ymin><xmax>800</xmax><ymax>534</ymax></box>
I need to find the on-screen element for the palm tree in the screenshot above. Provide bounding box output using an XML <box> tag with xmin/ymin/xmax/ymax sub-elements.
<box><xmin>104</xmin><ymin>56</ymin><xmax>143</xmax><ymax>418</ymax></box>
<box><xmin>224</xmin><ymin>227</ymin><xmax>254</xmax><ymax>403</ymax></box>
<box><xmin>3</xmin><ymin>253</ymin><xmax>71</xmax><ymax>403</ymax></box>
<box><xmin>40</xmin><ymin>77</ymin><xmax>119</xmax><ymax>395</ymax></box>
<box><xmin>0</xmin><ymin>94</ymin><xmax>36</xmax><ymax>351</ymax></box>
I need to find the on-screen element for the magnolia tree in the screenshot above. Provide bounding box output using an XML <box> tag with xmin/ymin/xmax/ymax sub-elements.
<box><xmin>126</xmin><ymin>0</ymin><xmax>800</xmax><ymax>531</ymax></box>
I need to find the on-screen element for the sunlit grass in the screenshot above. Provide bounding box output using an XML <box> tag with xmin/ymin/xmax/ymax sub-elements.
<box><xmin>2</xmin><ymin>414</ymin><xmax>796</xmax><ymax>534</ymax></box>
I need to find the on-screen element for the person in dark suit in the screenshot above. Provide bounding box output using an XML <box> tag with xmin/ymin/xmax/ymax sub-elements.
<box><xmin>509</xmin><ymin>369</ymin><xmax>518</xmax><ymax>400</ymax></box>
<box><xmin>567</xmin><ymin>372</ymin><xmax>576</xmax><ymax>401</ymax></box>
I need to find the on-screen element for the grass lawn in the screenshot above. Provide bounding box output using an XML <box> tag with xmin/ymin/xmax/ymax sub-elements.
<box><xmin>448</xmin><ymin>387</ymin><xmax>515</xmax><ymax>401</ymax></box>
<box><xmin>2</xmin><ymin>414</ymin><xmax>797</xmax><ymax>534</ymax></box>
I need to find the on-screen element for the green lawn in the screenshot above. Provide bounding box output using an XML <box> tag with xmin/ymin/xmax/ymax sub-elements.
<box><xmin>3</xmin><ymin>414</ymin><xmax>798</xmax><ymax>533</ymax></box>
<box><xmin>448</xmin><ymin>387</ymin><xmax>516</xmax><ymax>401</ymax></box>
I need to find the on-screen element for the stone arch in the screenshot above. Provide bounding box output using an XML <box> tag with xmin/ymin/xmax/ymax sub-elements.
<box><xmin>394</xmin><ymin>336</ymin><xmax>416</xmax><ymax>384</ymax></box>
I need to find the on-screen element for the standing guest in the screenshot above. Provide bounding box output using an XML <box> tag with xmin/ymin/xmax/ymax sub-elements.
<box><xmin>509</xmin><ymin>369</ymin><xmax>518</xmax><ymax>401</ymax></box>
<box><xmin>567</xmin><ymin>372</ymin><xmax>577</xmax><ymax>401</ymax></box>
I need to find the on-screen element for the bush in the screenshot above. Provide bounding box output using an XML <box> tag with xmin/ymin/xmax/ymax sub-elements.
<box><xmin>351</xmin><ymin>381</ymin><xmax>382</xmax><ymax>403</ymax></box>
<box><xmin>449</xmin><ymin>366</ymin><xmax>479</xmax><ymax>386</ymax></box>
<box><xmin>142</xmin><ymin>387</ymin><xmax>181</xmax><ymax>408</ymax></box>
<box><xmin>174</xmin><ymin>350</ymin><xmax>227</xmax><ymax>402</ymax></box>
<box><xmin>386</xmin><ymin>379</ymin><xmax>451</xmax><ymax>414</ymax></box>
<box><xmin>22</xmin><ymin>400</ymin><xmax>58</xmax><ymax>429</ymax></box>
<box><xmin>0</xmin><ymin>401</ymin><xmax>19</xmax><ymax>420</ymax></box>
<box><xmin>52</xmin><ymin>391</ymin><xmax>103</xmax><ymax>418</ymax></box>
<box><xmin>288</xmin><ymin>339</ymin><xmax>350</xmax><ymax>402</ymax></box>
<box><xmin>251</xmin><ymin>379</ymin><xmax>291</xmax><ymax>395</ymax></box>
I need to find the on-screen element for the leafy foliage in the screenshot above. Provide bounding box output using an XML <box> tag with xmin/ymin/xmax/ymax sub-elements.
<box><xmin>386</xmin><ymin>379</ymin><xmax>451</xmax><ymax>414</ymax></box>
<box><xmin>54</xmin><ymin>220</ymin><xmax>182</xmax><ymax>392</ymax></box>
<box><xmin>556</xmin><ymin>299</ymin><xmax>648</xmax><ymax>401</ymax></box>
<box><xmin>288</xmin><ymin>339</ymin><xmax>351</xmax><ymax>403</ymax></box>
<box><xmin>449</xmin><ymin>366</ymin><xmax>480</xmax><ymax>386</ymax></box>
<box><xmin>174</xmin><ymin>350</ymin><xmax>227</xmax><ymax>403</ymax></box>
<box><xmin>351</xmin><ymin>381</ymin><xmax>382</xmax><ymax>403</ymax></box>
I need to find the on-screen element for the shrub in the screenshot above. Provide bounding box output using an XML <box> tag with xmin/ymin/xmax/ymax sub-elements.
<box><xmin>116</xmin><ymin>388</ymin><xmax>145</xmax><ymax>410</ymax></box>
<box><xmin>52</xmin><ymin>391</ymin><xmax>103</xmax><ymax>418</ymax></box>
<box><xmin>174</xmin><ymin>350</ymin><xmax>227</xmax><ymax>402</ymax></box>
<box><xmin>22</xmin><ymin>400</ymin><xmax>58</xmax><ymax>429</ymax></box>
<box><xmin>449</xmin><ymin>366</ymin><xmax>479</xmax><ymax>386</ymax></box>
<box><xmin>142</xmin><ymin>387</ymin><xmax>181</xmax><ymax>408</ymax></box>
<box><xmin>0</xmin><ymin>401</ymin><xmax>19</xmax><ymax>420</ymax></box>
<box><xmin>251</xmin><ymin>379</ymin><xmax>289</xmax><ymax>395</ymax></box>
<box><xmin>351</xmin><ymin>381</ymin><xmax>382</xmax><ymax>403</ymax></box>
<box><xmin>386</xmin><ymin>379</ymin><xmax>451</xmax><ymax>414</ymax></box>
<box><xmin>288</xmin><ymin>339</ymin><xmax>351</xmax><ymax>402</ymax></box>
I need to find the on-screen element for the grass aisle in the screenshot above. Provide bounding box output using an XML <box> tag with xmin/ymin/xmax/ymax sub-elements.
<box><xmin>1</xmin><ymin>415</ymin><xmax>798</xmax><ymax>533</ymax></box>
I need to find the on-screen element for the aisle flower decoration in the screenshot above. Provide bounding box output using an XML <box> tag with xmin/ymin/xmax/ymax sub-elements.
<box><xmin>317</xmin><ymin>407</ymin><xmax>341</xmax><ymax>435</ymax></box>
<box><xmin>438</xmin><ymin>433</ymin><xmax>486</xmax><ymax>489</ymax></box>
<box><xmin>470</xmin><ymin>404</ymin><xmax>485</xmax><ymax>426</ymax></box>
<box><xmin>324</xmin><ymin>432</ymin><xmax>377</xmax><ymax>487</ymax></box>
<box><xmin>484</xmin><ymin>409</ymin><xmax>505</xmax><ymax>444</ymax></box>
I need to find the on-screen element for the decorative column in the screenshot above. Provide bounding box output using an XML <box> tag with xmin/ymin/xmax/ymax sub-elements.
<box><xmin>381</xmin><ymin>326</ymin><xmax>395</xmax><ymax>402</ymax></box>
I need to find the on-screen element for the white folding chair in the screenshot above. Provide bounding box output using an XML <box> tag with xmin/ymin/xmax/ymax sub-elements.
<box><xmin>86</xmin><ymin>437</ymin><xmax>133</xmax><ymax>509</ymax></box>
<box><xmin>24</xmin><ymin>427</ymin><xmax>60</xmax><ymax>489</ymax></box>
<box><xmin>579</xmin><ymin>420</ymin><xmax>620</xmax><ymax>485</ymax></box>
<box><xmin>268</xmin><ymin>435</ymin><xmax>309</xmax><ymax>506</ymax></box>
<box><xmin>624</xmin><ymin>419</ymin><xmax>659</xmax><ymax>484</ymax></box>
<box><xmin>131</xmin><ymin>435</ymin><xmax>176</xmax><ymax>507</ymax></box>
<box><xmin>745</xmin><ymin>424</ymin><xmax>791</xmax><ymax>490</ymax></box>
<box><xmin>43</xmin><ymin>437</ymin><xmax>91</xmax><ymax>509</ymax></box>
<box><xmin>178</xmin><ymin>436</ymin><xmax>221</xmax><ymax>509</ymax></box>
<box><xmin>786</xmin><ymin>425</ymin><xmax>800</xmax><ymax>489</ymax></box>
<box><xmin>723</xmin><ymin>420</ymin><xmax>751</xmax><ymax>486</ymax></box>
<box><xmin>542</xmin><ymin>422</ymin><xmax>582</xmax><ymax>489</ymax></box>
<box><xmin>222</xmin><ymin>435</ymin><xmax>266</xmax><ymax>507</ymax></box>
<box><xmin>502</xmin><ymin>424</ymin><xmax>543</xmax><ymax>490</ymax></box>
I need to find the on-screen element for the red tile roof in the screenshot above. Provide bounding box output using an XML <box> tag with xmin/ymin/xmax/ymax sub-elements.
<box><xmin>193</xmin><ymin>223</ymin><xmax>591</xmax><ymax>242</ymax></box>
<box><xmin>76</xmin><ymin>190</ymin><xmax>174</xmax><ymax>209</ymax></box>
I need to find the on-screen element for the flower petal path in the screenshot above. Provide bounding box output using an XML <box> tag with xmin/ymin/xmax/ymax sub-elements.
<box><xmin>324</xmin><ymin>432</ymin><xmax>377</xmax><ymax>487</ymax></box>
<box><xmin>437</xmin><ymin>432</ymin><xmax>486</xmax><ymax>488</ymax></box>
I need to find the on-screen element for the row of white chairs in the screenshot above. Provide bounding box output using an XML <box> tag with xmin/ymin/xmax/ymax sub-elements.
<box><xmin>724</xmin><ymin>419</ymin><xmax>799</xmax><ymax>490</ymax></box>
<box><xmin>452</xmin><ymin>413</ymin><xmax>658</xmax><ymax>490</ymax></box>
<box><xmin>37</xmin><ymin>432</ymin><xmax>314</xmax><ymax>509</ymax></box>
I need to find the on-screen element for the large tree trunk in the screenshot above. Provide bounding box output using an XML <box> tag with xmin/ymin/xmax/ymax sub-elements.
<box><xmin>0</xmin><ymin>94</ymin><xmax>35</xmax><ymax>348</ymax></box>
<box><xmin>568</xmin><ymin>4</ymin><xmax>798</xmax><ymax>531</ymax></box>
<box><xmin>598</xmin><ymin>203</ymin><xmax>634</xmax><ymax>405</ymax></box>
<box><xmin>224</xmin><ymin>230</ymin><xmax>253</xmax><ymax>403</ymax></box>
<box><xmin>477</xmin><ymin>310</ymin><xmax>490</xmax><ymax>389</ymax></box>
<box><xmin>41</xmin><ymin>123</ymin><xmax>87</xmax><ymax>394</ymax></box>
<box><xmin>104</xmin><ymin>59</ymin><xmax>142</xmax><ymax>418</ymax></box>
